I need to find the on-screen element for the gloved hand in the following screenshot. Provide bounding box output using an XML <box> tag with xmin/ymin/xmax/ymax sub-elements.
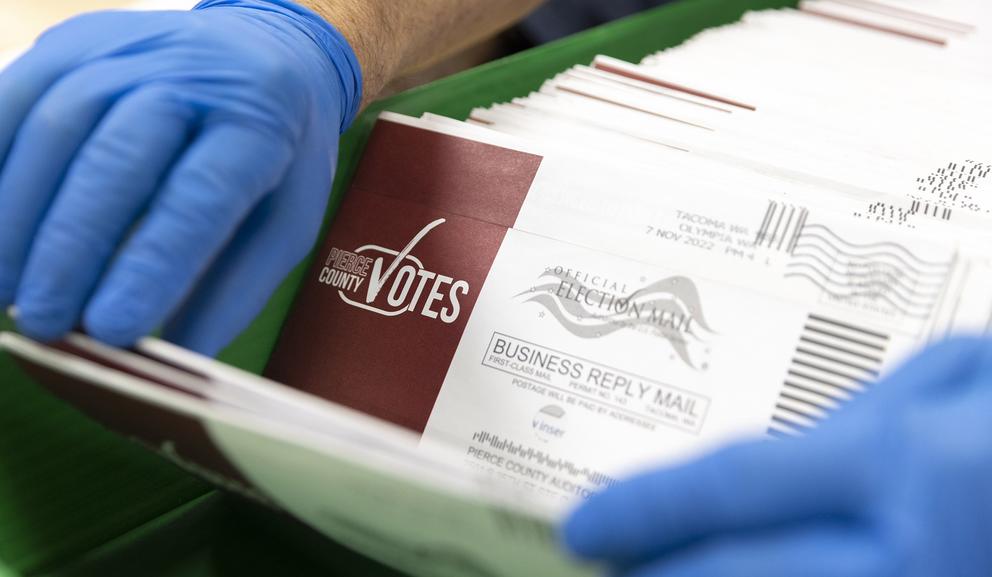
<box><xmin>0</xmin><ymin>0</ymin><xmax>361</xmax><ymax>355</ymax></box>
<box><xmin>563</xmin><ymin>336</ymin><xmax>992</xmax><ymax>577</ymax></box>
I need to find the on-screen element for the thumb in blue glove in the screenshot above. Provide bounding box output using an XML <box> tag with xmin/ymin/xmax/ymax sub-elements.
<box><xmin>563</xmin><ymin>336</ymin><xmax>992</xmax><ymax>577</ymax></box>
<box><xmin>0</xmin><ymin>0</ymin><xmax>361</xmax><ymax>356</ymax></box>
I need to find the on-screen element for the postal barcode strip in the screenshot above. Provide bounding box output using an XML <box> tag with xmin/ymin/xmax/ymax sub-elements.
<box><xmin>756</xmin><ymin>201</ymin><xmax>810</xmax><ymax>252</ymax></box>
<box><xmin>789</xmin><ymin>358</ymin><xmax>870</xmax><ymax>387</ymax></box>
<box><xmin>786</xmin><ymin>369</ymin><xmax>861</xmax><ymax>397</ymax></box>
<box><xmin>780</xmin><ymin>390</ymin><xmax>837</xmax><ymax>413</ymax></box>
<box><xmin>798</xmin><ymin>335</ymin><xmax>883</xmax><ymax>364</ymax></box>
<box><xmin>776</xmin><ymin>399</ymin><xmax>828</xmax><ymax>422</ymax></box>
<box><xmin>802</xmin><ymin>325</ymin><xmax>886</xmax><ymax>351</ymax></box>
<box><xmin>771</xmin><ymin>414</ymin><xmax>813</xmax><ymax>434</ymax></box>
<box><xmin>774</xmin><ymin>403</ymin><xmax>820</xmax><ymax>426</ymax></box>
<box><xmin>769</xmin><ymin>314</ymin><xmax>888</xmax><ymax>437</ymax></box>
<box><xmin>794</xmin><ymin>346</ymin><xmax>879</xmax><ymax>377</ymax></box>
<box><xmin>807</xmin><ymin>314</ymin><xmax>890</xmax><ymax>342</ymax></box>
<box><xmin>782</xmin><ymin>380</ymin><xmax>848</xmax><ymax>407</ymax></box>
<box><xmin>471</xmin><ymin>431</ymin><xmax>617</xmax><ymax>489</ymax></box>
<box><xmin>908</xmin><ymin>200</ymin><xmax>953</xmax><ymax>221</ymax></box>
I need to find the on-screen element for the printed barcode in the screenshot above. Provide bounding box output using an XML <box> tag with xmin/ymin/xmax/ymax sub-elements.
<box><xmin>768</xmin><ymin>314</ymin><xmax>888</xmax><ymax>438</ymax></box>
<box><xmin>471</xmin><ymin>431</ymin><xmax>617</xmax><ymax>489</ymax></box>
<box><xmin>755</xmin><ymin>201</ymin><xmax>809</xmax><ymax>252</ymax></box>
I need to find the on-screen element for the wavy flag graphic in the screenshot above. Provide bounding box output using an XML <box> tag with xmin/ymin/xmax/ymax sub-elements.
<box><xmin>518</xmin><ymin>269</ymin><xmax>714</xmax><ymax>368</ymax></box>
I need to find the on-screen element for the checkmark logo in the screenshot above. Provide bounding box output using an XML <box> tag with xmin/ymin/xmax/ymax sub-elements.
<box><xmin>366</xmin><ymin>218</ymin><xmax>447</xmax><ymax>302</ymax></box>
<box><xmin>329</xmin><ymin>217</ymin><xmax>471</xmax><ymax>323</ymax></box>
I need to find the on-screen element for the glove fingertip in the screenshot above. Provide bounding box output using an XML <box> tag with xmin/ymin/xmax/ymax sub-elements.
<box><xmin>13</xmin><ymin>297</ymin><xmax>75</xmax><ymax>343</ymax></box>
<box><xmin>162</xmin><ymin>312</ymin><xmax>228</xmax><ymax>358</ymax></box>
<box><xmin>82</xmin><ymin>289</ymin><xmax>149</xmax><ymax>349</ymax></box>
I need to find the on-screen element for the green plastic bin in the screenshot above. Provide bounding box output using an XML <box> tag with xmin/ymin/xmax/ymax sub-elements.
<box><xmin>0</xmin><ymin>1</ymin><xmax>796</xmax><ymax>574</ymax></box>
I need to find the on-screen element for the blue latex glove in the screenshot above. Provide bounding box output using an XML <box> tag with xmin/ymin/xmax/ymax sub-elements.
<box><xmin>0</xmin><ymin>0</ymin><xmax>361</xmax><ymax>356</ymax></box>
<box><xmin>564</xmin><ymin>336</ymin><xmax>992</xmax><ymax>577</ymax></box>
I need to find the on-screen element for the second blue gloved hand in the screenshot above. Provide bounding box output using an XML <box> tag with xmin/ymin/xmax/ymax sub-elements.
<box><xmin>0</xmin><ymin>0</ymin><xmax>361</xmax><ymax>355</ymax></box>
<box><xmin>564</xmin><ymin>336</ymin><xmax>992</xmax><ymax>577</ymax></box>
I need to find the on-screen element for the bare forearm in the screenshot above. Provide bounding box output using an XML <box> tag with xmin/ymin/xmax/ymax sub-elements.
<box><xmin>300</xmin><ymin>0</ymin><xmax>543</xmax><ymax>106</ymax></box>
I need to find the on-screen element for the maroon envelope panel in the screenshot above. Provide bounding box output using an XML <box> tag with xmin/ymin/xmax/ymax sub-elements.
<box><xmin>266</xmin><ymin>120</ymin><xmax>544</xmax><ymax>432</ymax></box>
<box><xmin>352</xmin><ymin>120</ymin><xmax>542</xmax><ymax>227</ymax></box>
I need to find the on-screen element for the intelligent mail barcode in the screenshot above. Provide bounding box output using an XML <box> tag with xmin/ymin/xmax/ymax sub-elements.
<box><xmin>769</xmin><ymin>314</ymin><xmax>889</xmax><ymax>438</ymax></box>
<box><xmin>471</xmin><ymin>431</ymin><xmax>617</xmax><ymax>489</ymax></box>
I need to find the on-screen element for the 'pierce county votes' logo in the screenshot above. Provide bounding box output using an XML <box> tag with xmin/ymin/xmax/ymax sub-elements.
<box><xmin>520</xmin><ymin>267</ymin><xmax>714</xmax><ymax>368</ymax></box>
<box><xmin>317</xmin><ymin>219</ymin><xmax>470</xmax><ymax>323</ymax></box>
